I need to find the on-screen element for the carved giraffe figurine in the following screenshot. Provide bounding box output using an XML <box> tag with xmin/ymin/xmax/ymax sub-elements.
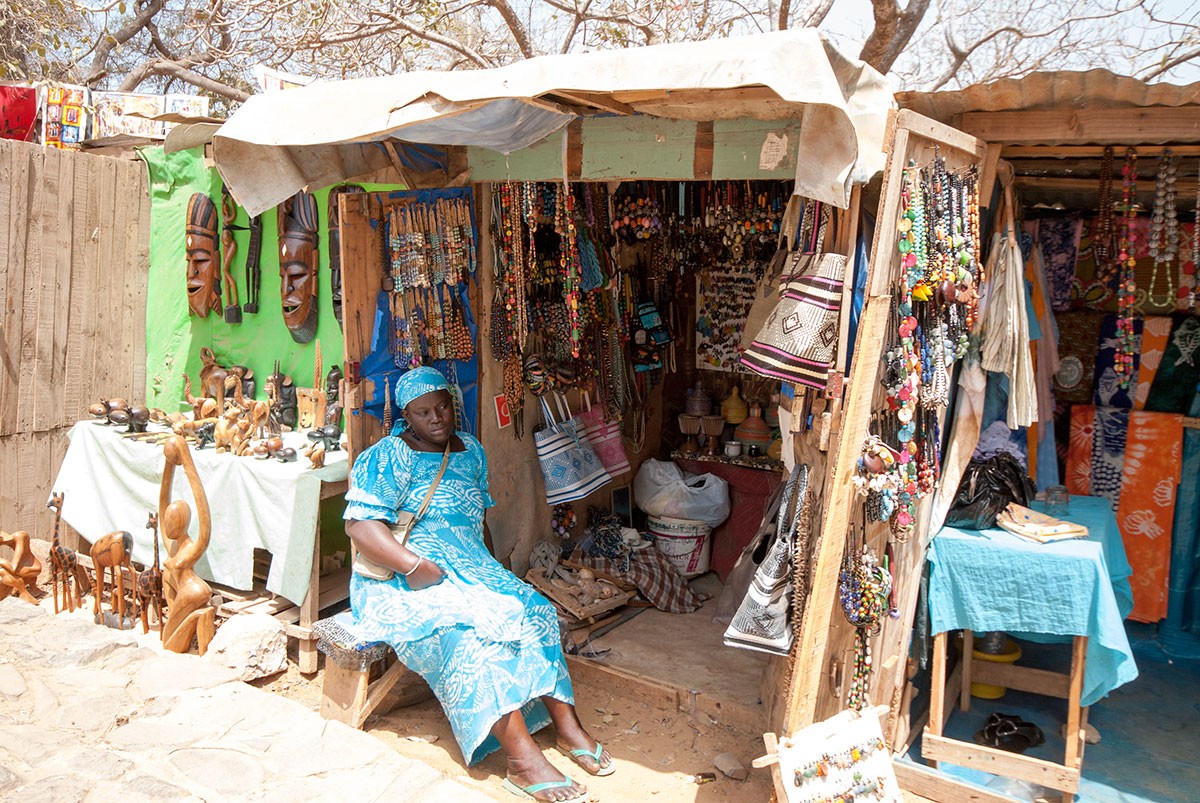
<box><xmin>0</xmin><ymin>531</ymin><xmax>42</xmax><ymax>603</ymax></box>
<box><xmin>46</xmin><ymin>492</ymin><xmax>81</xmax><ymax>613</ymax></box>
<box><xmin>160</xmin><ymin>435</ymin><xmax>216</xmax><ymax>655</ymax></box>
<box><xmin>133</xmin><ymin>512</ymin><xmax>164</xmax><ymax>635</ymax></box>
<box><xmin>91</xmin><ymin>529</ymin><xmax>137</xmax><ymax>626</ymax></box>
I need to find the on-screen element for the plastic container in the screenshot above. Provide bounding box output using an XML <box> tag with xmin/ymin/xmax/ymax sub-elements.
<box><xmin>647</xmin><ymin>515</ymin><xmax>712</xmax><ymax>577</ymax></box>
<box><xmin>971</xmin><ymin>638</ymin><xmax>1023</xmax><ymax>699</ymax></box>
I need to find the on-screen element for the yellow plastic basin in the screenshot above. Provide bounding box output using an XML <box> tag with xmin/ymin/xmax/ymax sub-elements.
<box><xmin>970</xmin><ymin>639</ymin><xmax>1023</xmax><ymax>700</ymax></box>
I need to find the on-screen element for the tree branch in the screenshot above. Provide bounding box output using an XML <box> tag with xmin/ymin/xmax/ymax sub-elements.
<box><xmin>860</xmin><ymin>0</ymin><xmax>933</xmax><ymax>74</ymax></box>
<box><xmin>86</xmin><ymin>0</ymin><xmax>165</xmax><ymax>84</ymax></box>
<box><xmin>118</xmin><ymin>58</ymin><xmax>250</xmax><ymax>101</ymax></box>
<box><xmin>485</xmin><ymin>0</ymin><xmax>535</xmax><ymax>59</ymax></box>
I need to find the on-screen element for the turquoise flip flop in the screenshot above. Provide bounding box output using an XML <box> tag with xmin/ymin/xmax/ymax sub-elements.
<box><xmin>557</xmin><ymin>742</ymin><xmax>616</xmax><ymax>777</ymax></box>
<box><xmin>502</xmin><ymin>776</ymin><xmax>588</xmax><ymax>802</ymax></box>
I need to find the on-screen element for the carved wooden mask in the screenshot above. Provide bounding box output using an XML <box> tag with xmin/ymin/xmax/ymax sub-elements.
<box><xmin>278</xmin><ymin>191</ymin><xmax>319</xmax><ymax>343</ymax></box>
<box><xmin>185</xmin><ymin>193</ymin><xmax>221</xmax><ymax>317</ymax></box>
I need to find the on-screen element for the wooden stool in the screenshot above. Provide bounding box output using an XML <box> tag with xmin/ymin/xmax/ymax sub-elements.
<box><xmin>923</xmin><ymin>630</ymin><xmax>1089</xmax><ymax>803</ymax></box>
<box><xmin>313</xmin><ymin>612</ymin><xmax>432</xmax><ymax>728</ymax></box>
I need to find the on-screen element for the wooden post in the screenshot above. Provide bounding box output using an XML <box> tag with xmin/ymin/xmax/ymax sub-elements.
<box><xmin>1062</xmin><ymin>636</ymin><xmax>1088</xmax><ymax>802</ymax></box>
<box><xmin>961</xmin><ymin>629</ymin><xmax>974</xmax><ymax>713</ymax></box>
<box><xmin>928</xmin><ymin>631</ymin><xmax>947</xmax><ymax>772</ymax></box>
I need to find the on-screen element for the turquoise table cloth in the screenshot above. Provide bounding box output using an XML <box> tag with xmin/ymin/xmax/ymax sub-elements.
<box><xmin>929</xmin><ymin>495</ymin><xmax>1138</xmax><ymax>707</ymax></box>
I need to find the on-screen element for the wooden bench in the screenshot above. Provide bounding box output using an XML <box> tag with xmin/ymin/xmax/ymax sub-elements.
<box><xmin>312</xmin><ymin>612</ymin><xmax>432</xmax><ymax>728</ymax></box>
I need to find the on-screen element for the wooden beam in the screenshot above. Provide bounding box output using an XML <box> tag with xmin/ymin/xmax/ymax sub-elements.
<box><xmin>693</xmin><ymin>120</ymin><xmax>714</xmax><ymax>180</ymax></box>
<box><xmin>978</xmin><ymin>144</ymin><xmax>1002</xmax><ymax>209</ymax></box>
<box><xmin>970</xmin><ymin>660</ymin><xmax>1072</xmax><ymax>699</ymax></box>
<box><xmin>543</xmin><ymin>90</ymin><xmax>635</xmax><ymax>116</ymax></box>
<box><xmin>922</xmin><ymin>733</ymin><xmax>1080</xmax><ymax>793</ymax></box>
<box><xmin>894</xmin><ymin>761</ymin><xmax>1019</xmax><ymax>803</ymax></box>
<box><xmin>611</xmin><ymin>85</ymin><xmax>783</xmax><ymax>106</ymax></box>
<box><xmin>1003</xmin><ymin>144</ymin><xmax>1200</xmax><ymax>158</ymax></box>
<box><xmin>958</xmin><ymin>106</ymin><xmax>1200</xmax><ymax>146</ymax></box>
<box><xmin>896</xmin><ymin>110</ymin><xmax>988</xmax><ymax>158</ymax></box>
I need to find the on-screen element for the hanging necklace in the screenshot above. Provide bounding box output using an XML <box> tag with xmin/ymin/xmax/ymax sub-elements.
<box><xmin>1192</xmin><ymin>161</ymin><xmax>1200</xmax><ymax>313</ymax></box>
<box><xmin>1095</xmin><ymin>145</ymin><xmax>1116</xmax><ymax>286</ymax></box>
<box><xmin>1116</xmin><ymin>148</ymin><xmax>1138</xmax><ymax>388</ymax></box>
<box><xmin>1147</xmin><ymin>148</ymin><xmax>1179</xmax><ymax>310</ymax></box>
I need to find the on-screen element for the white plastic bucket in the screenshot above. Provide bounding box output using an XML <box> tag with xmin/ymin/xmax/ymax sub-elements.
<box><xmin>647</xmin><ymin>515</ymin><xmax>712</xmax><ymax>577</ymax></box>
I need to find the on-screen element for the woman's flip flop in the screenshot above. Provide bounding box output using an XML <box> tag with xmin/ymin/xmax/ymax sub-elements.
<box><xmin>502</xmin><ymin>776</ymin><xmax>588</xmax><ymax>803</ymax></box>
<box><xmin>557</xmin><ymin>742</ymin><xmax>616</xmax><ymax>776</ymax></box>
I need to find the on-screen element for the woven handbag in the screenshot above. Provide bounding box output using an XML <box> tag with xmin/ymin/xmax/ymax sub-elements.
<box><xmin>739</xmin><ymin>253</ymin><xmax>848</xmax><ymax>390</ymax></box>
<box><xmin>576</xmin><ymin>392</ymin><xmax>631</xmax><ymax>478</ymax></box>
<box><xmin>534</xmin><ymin>395</ymin><xmax>613</xmax><ymax>504</ymax></box>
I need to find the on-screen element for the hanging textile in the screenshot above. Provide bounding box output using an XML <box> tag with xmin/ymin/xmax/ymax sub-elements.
<box><xmin>1034</xmin><ymin>216</ymin><xmax>1082</xmax><ymax>312</ymax></box>
<box><xmin>979</xmin><ymin>229</ymin><xmax>1037</xmax><ymax>428</ymax></box>
<box><xmin>0</xmin><ymin>85</ymin><xmax>37</xmax><ymax>142</ymax></box>
<box><xmin>1066</xmin><ymin>405</ymin><xmax>1095</xmax><ymax>496</ymax></box>
<box><xmin>1090</xmin><ymin>406</ymin><xmax>1130</xmax><ymax>511</ymax></box>
<box><xmin>1146</xmin><ymin>317</ymin><xmax>1200</xmax><ymax>414</ymax></box>
<box><xmin>1118</xmin><ymin>411</ymin><xmax>1184</xmax><ymax>623</ymax></box>
<box><xmin>1093</xmin><ymin>313</ymin><xmax>1143</xmax><ymax>409</ymax></box>
<box><xmin>1053</xmin><ymin>311</ymin><xmax>1105</xmax><ymax>405</ymax></box>
<box><xmin>1135</xmin><ymin>317</ymin><xmax>1174</xmax><ymax>410</ymax></box>
<box><xmin>1163</xmin><ymin>382</ymin><xmax>1200</xmax><ymax>648</ymax></box>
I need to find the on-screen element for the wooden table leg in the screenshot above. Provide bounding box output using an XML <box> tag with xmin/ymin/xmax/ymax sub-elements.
<box><xmin>960</xmin><ymin>629</ymin><xmax>974</xmax><ymax>713</ymax></box>
<box><xmin>1061</xmin><ymin>635</ymin><xmax>1088</xmax><ymax>803</ymax></box>
<box><xmin>927</xmin><ymin>631</ymin><xmax>947</xmax><ymax>769</ymax></box>
<box><xmin>298</xmin><ymin>509</ymin><xmax>322</xmax><ymax>674</ymax></box>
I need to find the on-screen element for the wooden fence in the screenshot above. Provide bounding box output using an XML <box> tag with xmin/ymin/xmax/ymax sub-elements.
<box><xmin>0</xmin><ymin>139</ymin><xmax>150</xmax><ymax>546</ymax></box>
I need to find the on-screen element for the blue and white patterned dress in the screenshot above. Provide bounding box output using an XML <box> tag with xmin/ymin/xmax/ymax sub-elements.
<box><xmin>344</xmin><ymin>432</ymin><xmax>573</xmax><ymax>764</ymax></box>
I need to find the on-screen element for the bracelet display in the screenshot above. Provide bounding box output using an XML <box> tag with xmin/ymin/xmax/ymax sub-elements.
<box><xmin>403</xmin><ymin>556</ymin><xmax>424</xmax><ymax>577</ymax></box>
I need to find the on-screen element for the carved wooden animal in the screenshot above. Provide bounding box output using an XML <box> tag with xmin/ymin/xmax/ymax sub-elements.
<box><xmin>160</xmin><ymin>436</ymin><xmax>216</xmax><ymax>655</ymax></box>
<box><xmin>198</xmin><ymin>347</ymin><xmax>230</xmax><ymax>410</ymax></box>
<box><xmin>46</xmin><ymin>492</ymin><xmax>81</xmax><ymax>613</ymax></box>
<box><xmin>91</xmin><ymin>529</ymin><xmax>137</xmax><ymax>626</ymax></box>
<box><xmin>133</xmin><ymin>512</ymin><xmax>164</xmax><ymax>635</ymax></box>
<box><xmin>0</xmin><ymin>530</ymin><xmax>41</xmax><ymax>604</ymax></box>
<box><xmin>182</xmin><ymin>374</ymin><xmax>219</xmax><ymax>421</ymax></box>
<box><xmin>305</xmin><ymin>443</ymin><xmax>326</xmax><ymax>469</ymax></box>
<box><xmin>213</xmin><ymin>406</ymin><xmax>241</xmax><ymax>453</ymax></box>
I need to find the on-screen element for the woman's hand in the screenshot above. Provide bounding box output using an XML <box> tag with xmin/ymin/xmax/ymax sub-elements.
<box><xmin>405</xmin><ymin>557</ymin><xmax>448</xmax><ymax>590</ymax></box>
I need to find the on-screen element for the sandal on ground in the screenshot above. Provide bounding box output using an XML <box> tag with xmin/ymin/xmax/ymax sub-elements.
<box><xmin>502</xmin><ymin>776</ymin><xmax>588</xmax><ymax>803</ymax></box>
<box><xmin>973</xmin><ymin>718</ymin><xmax>1044</xmax><ymax>754</ymax></box>
<box><xmin>556</xmin><ymin>741</ymin><xmax>616</xmax><ymax>776</ymax></box>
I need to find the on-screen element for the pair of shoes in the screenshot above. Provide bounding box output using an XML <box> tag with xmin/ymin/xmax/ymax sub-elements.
<box><xmin>973</xmin><ymin>714</ymin><xmax>1045</xmax><ymax>754</ymax></box>
<box><xmin>557</xmin><ymin>741</ymin><xmax>616</xmax><ymax>776</ymax></box>
<box><xmin>503</xmin><ymin>776</ymin><xmax>587</xmax><ymax>803</ymax></box>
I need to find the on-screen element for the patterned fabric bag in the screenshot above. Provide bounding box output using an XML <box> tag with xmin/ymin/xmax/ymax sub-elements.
<box><xmin>723</xmin><ymin>463</ymin><xmax>808</xmax><ymax>655</ymax></box>
<box><xmin>740</xmin><ymin>253</ymin><xmax>847</xmax><ymax>390</ymax></box>
<box><xmin>534</xmin><ymin>395</ymin><xmax>613</xmax><ymax>504</ymax></box>
<box><xmin>576</xmin><ymin>392</ymin><xmax>631</xmax><ymax>478</ymax></box>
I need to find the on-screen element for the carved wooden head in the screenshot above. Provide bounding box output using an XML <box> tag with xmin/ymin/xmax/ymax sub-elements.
<box><xmin>185</xmin><ymin>193</ymin><xmax>221</xmax><ymax>317</ymax></box>
<box><xmin>278</xmin><ymin>191</ymin><xmax>319</xmax><ymax>343</ymax></box>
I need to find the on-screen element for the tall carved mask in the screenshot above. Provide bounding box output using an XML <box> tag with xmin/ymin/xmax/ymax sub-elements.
<box><xmin>185</xmin><ymin>193</ymin><xmax>221</xmax><ymax>317</ymax></box>
<box><xmin>278</xmin><ymin>191</ymin><xmax>320</xmax><ymax>343</ymax></box>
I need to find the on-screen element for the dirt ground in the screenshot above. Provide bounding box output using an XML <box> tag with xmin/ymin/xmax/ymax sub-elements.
<box><xmin>257</xmin><ymin>655</ymin><xmax>775</xmax><ymax>802</ymax></box>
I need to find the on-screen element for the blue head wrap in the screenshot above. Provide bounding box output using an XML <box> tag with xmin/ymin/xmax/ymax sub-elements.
<box><xmin>394</xmin><ymin>367</ymin><xmax>452</xmax><ymax>430</ymax></box>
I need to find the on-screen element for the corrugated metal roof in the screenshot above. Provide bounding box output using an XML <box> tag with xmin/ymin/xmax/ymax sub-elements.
<box><xmin>898</xmin><ymin>70</ymin><xmax>1200</xmax><ymax>123</ymax></box>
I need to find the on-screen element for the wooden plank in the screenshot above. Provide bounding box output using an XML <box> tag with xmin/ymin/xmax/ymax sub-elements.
<box><xmin>978</xmin><ymin>144</ymin><xmax>1003</xmax><ymax>209</ymax></box>
<box><xmin>894</xmin><ymin>760</ymin><xmax>1019</xmax><ymax>803</ymax></box>
<box><xmin>1063</xmin><ymin>637</ymin><xmax>1087</xmax><ymax>776</ymax></box>
<box><xmin>896</xmin><ymin>110</ymin><xmax>988</xmax><ymax>158</ymax></box>
<box><xmin>131</xmin><ymin>162</ymin><xmax>150</xmax><ymax>400</ymax></box>
<box><xmin>580</xmin><ymin>116</ymin><xmax>696</xmax><ymax>180</ymax></box>
<box><xmin>711</xmin><ymin>118</ymin><xmax>804</xmax><ymax>180</ymax></box>
<box><xmin>1003</xmin><ymin>143</ymin><xmax>1200</xmax><ymax>158</ymax></box>
<box><xmin>566</xmin><ymin>119</ymin><xmax>583</xmax><ymax>182</ymax></box>
<box><xmin>0</xmin><ymin>143</ymin><xmax>10</xmax><ymax>365</ymax></box>
<box><xmin>928</xmin><ymin>632</ymin><xmax>947</xmax><ymax>744</ymax></box>
<box><xmin>49</xmin><ymin>150</ymin><xmax>76</xmax><ymax>430</ymax></box>
<box><xmin>958</xmin><ymin>106</ymin><xmax>1200</xmax><ymax>146</ymax></box>
<box><xmin>339</xmin><ymin>196</ymin><xmax>383</xmax><ymax>461</ymax></box>
<box><xmin>75</xmin><ymin>150</ymin><xmax>103</xmax><ymax>414</ymax></box>
<box><xmin>544</xmin><ymin>90</ymin><xmax>634</xmax><ymax>116</ymax></box>
<box><xmin>0</xmin><ymin>143</ymin><xmax>30</xmax><ymax>435</ymax></box>
<box><xmin>300</xmin><ymin>509</ymin><xmax>322</xmax><ymax>673</ymax></box>
<box><xmin>970</xmin><ymin>660</ymin><xmax>1071</xmax><ymax>699</ymax></box>
<box><xmin>922</xmin><ymin>732</ymin><xmax>1080</xmax><ymax>793</ymax></box>
<box><xmin>116</xmin><ymin>163</ymin><xmax>141</xmax><ymax>400</ymax></box>
<box><xmin>91</xmin><ymin>158</ymin><xmax>119</xmax><ymax>405</ymax></box>
<box><xmin>761</xmin><ymin>733</ymin><xmax>791</xmax><ymax>803</ymax></box>
<box><xmin>15</xmin><ymin>146</ymin><xmax>43</xmax><ymax>434</ymax></box>
<box><xmin>62</xmin><ymin>153</ymin><xmax>90</xmax><ymax>420</ymax></box>
<box><xmin>565</xmin><ymin>654</ymin><xmax>681</xmax><ymax>713</ymax></box>
<box><xmin>693</xmin><ymin>120</ymin><xmax>714</xmax><ymax>180</ymax></box>
<box><xmin>32</xmin><ymin>146</ymin><xmax>61</xmax><ymax>432</ymax></box>
<box><xmin>960</xmin><ymin>630</ymin><xmax>974</xmax><ymax>713</ymax></box>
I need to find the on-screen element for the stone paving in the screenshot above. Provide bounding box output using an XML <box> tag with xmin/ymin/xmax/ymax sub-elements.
<box><xmin>0</xmin><ymin>597</ymin><xmax>493</xmax><ymax>802</ymax></box>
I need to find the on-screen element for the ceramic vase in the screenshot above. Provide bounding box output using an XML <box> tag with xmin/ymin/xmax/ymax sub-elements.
<box><xmin>734</xmin><ymin>402</ymin><xmax>772</xmax><ymax>446</ymax></box>
<box><xmin>721</xmin><ymin>385</ymin><xmax>748</xmax><ymax>425</ymax></box>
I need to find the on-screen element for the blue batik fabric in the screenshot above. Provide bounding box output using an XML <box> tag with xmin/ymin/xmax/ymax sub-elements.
<box><xmin>344</xmin><ymin>432</ymin><xmax>573</xmax><ymax>764</ymax></box>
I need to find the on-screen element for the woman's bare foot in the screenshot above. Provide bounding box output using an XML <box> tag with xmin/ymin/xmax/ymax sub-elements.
<box><xmin>506</xmin><ymin>751</ymin><xmax>587</xmax><ymax>801</ymax></box>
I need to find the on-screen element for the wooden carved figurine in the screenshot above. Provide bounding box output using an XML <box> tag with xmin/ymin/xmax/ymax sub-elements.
<box><xmin>198</xmin><ymin>347</ymin><xmax>230</xmax><ymax>411</ymax></box>
<box><xmin>91</xmin><ymin>529</ymin><xmax>137</xmax><ymax>626</ymax></box>
<box><xmin>266</xmin><ymin>361</ymin><xmax>298</xmax><ymax>432</ymax></box>
<box><xmin>185</xmin><ymin>192</ymin><xmax>222</xmax><ymax>318</ymax></box>
<box><xmin>182</xmin><ymin>374</ymin><xmax>219</xmax><ymax>421</ymax></box>
<box><xmin>220</xmin><ymin>187</ymin><xmax>242</xmax><ymax>324</ymax></box>
<box><xmin>159</xmin><ymin>435</ymin><xmax>216</xmax><ymax>655</ymax></box>
<box><xmin>133</xmin><ymin>512</ymin><xmax>165</xmax><ymax>635</ymax></box>
<box><xmin>297</xmin><ymin>340</ymin><xmax>328</xmax><ymax>431</ymax></box>
<box><xmin>47</xmin><ymin>492</ymin><xmax>82</xmax><ymax>613</ymax></box>
<box><xmin>0</xmin><ymin>530</ymin><xmax>42</xmax><ymax>604</ymax></box>
<box><xmin>325</xmin><ymin>364</ymin><xmax>344</xmax><ymax>427</ymax></box>
<box><xmin>278</xmin><ymin>190</ymin><xmax>320</xmax><ymax>343</ymax></box>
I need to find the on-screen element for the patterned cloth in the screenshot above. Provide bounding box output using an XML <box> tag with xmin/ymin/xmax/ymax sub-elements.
<box><xmin>344</xmin><ymin>433</ymin><xmax>572</xmax><ymax>764</ymax></box>
<box><xmin>393</xmin><ymin>366</ymin><xmax>452</xmax><ymax>427</ymax></box>
<box><xmin>576</xmin><ymin>547</ymin><xmax>704</xmax><ymax>614</ymax></box>
<box><xmin>1135</xmin><ymin>317</ymin><xmax>1174</xmax><ymax>410</ymax></box>
<box><xmin>1066</xmin><ymin>405</ymin><xmax>1129</xmax><ymax>511</ymax></box>
<box><xmin>1053</xmin><ymin>311</ymin><xmax>1105</xmax><ymax>405</ymax></box>
<box><xmin>1146</xmin><ymin>317</ymin><xmax>1200</xmax><ymax>414</ymax></box>
<box><xmin>0</xmin><ymin>86</ymin><xmax>37</xmax><ymax>142</ymax></box>
<box><xmin>1066</xmin><ymin>405</ymin><xmax>1095</xmax><ymax>496</ymax></box>
<box><xmin>1093</xmin><ymin>313</ymin><xmax>1143</xmax><ymax>409</ymax></box>
<box><xmin>1034</xmin><ymin>217</ymin><xmax>1082</xmax><ymax>312</ymax></box>
<box><xmin>1118</xmin><ymin>411</ymin><xmax>1184</xmax><ymax>623</ymax></box>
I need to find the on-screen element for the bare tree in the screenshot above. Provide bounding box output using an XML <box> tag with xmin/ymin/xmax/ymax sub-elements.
<box><xmin>5</xmin><ymin>0</ymin><xmax>1197</xmax><ymax>107</ymax></box>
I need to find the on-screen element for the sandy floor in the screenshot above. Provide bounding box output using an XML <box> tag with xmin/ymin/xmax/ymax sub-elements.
<box><xmin>258</xmin><ymin>655</ymin><xmax>775</xmax><ymax>802</ymax></box>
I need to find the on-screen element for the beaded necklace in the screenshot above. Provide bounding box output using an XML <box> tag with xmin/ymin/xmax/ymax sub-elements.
<box><xmin>1095</xmin><ymin>146</ymin><xmax>1116</xmax><ymax>285</ymax></box>
<box><xmin>1191</xmin><ymin>162</ymin><xmax>1200</xmax><ymax>312</ymax></box>
<box><xmin>1116</xmin><ymin>149</ymin><xmax>1138</xmax><ymax>388</ymax></box>
<box><xmin>1147</xmin><ymin>148</ymin><xmax>1179</xmax><ymax>311</ymax></box>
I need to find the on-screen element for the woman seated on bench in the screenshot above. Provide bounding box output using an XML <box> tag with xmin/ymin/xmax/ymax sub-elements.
<box><xmin>345</xmin><ymin>367</ymin><xmax>612</xmax><ymax>803</ymax></box>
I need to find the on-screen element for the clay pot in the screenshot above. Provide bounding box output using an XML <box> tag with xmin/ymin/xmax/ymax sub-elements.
<box><xmin>721</xmin><ymin>385</ymin><xmax>748</xmax><ymax>425</ymax></box>
<box><xmin>734</xmin><ymin>402</ymin><xmax>772</xmax><ymax>446</ymax></box>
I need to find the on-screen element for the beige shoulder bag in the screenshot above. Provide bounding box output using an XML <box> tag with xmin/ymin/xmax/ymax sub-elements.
<box><xmin>352</xmin><ymin>441</ymin><xmax>452</xmax><ymax>581</ymax></box>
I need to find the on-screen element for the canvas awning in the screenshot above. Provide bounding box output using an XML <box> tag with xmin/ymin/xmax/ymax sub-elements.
<box><xmin>213</xmin><ymin>28</ymin><xmax>894</xmax><ymax>217</ymax></box>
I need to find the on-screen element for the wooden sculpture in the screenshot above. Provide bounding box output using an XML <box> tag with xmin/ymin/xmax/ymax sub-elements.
<box><xmin>278</xmin><ymin>190</ymin><xmax>320</xmax><ymax>343</ymax></box>
<box><xmin>91</xmin><ymin>529</ymin><xmax>136</xmax><ymax>626</ymax></box>
<box><xmin>182</xmin><ymin>374</ymin><xmax>220</xmax><ymax>421</ymax></box>
<box><xmin>159</xmin><ymin>435</ymin><xmax>216</xmax><ymax>655</ymax></box>
<box><xmin>266</xmin><ymin>361</ymin><xmax>298</xmax><ymax>432</ymax></box>
<box><xmin>133</xmin><ymin>512</ymin><xmax>165</xmax><ymax>635</ymax></box>
<box><xmin>186</xmin><ymin>192</ymin><xmax>222</xmax><ymax>318</ymax></box>
<box><xmin>220</xmin><ymin>187</ymin><xmax>242</xmax><ymax>324</ymax></box>
<box><xmin>198</xmin><ymin>347</ymin><xmax>230</xmax><ymax>411</ymax></box>
<box><xmin>0</xmin><ymin>530</ymin><xmax>42</xmax><ymax>604</ymax></box>
<box><xmin>304</xmin><ymin>443</ymin><xmax>326</xmax><ymax>469</ymax></box>
<box><xmin>47</xmin><ymin>492</ymin><xmax>82</xmax><ymax>613</ymax></box>
<box><xmin>296</xmin><ymin>340</ymin><xmax>328</xmax><ymax>431</ymax></box>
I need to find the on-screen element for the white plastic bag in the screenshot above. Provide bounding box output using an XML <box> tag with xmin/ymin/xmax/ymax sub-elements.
<box><xmin>633</xmin><ymin>459</ymin><xmax>731</xmax><ymax>527</ymax></box>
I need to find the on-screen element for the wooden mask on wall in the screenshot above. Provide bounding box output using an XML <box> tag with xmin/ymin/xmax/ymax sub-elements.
<box><xmin>278</xmin><ymin>191</ymin><xmax>319</xmax><ymax>343</ymax></box>
<box><xmin>185</xmin><ymin>193</ymin><xmax>221</xmax><ymax>317</ymax></box>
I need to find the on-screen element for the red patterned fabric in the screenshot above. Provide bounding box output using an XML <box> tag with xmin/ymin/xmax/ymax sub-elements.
<box><xmin>0</xmin><ymin>86</ymin><xmax>37</xmax><ymax>142</ymax></box>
